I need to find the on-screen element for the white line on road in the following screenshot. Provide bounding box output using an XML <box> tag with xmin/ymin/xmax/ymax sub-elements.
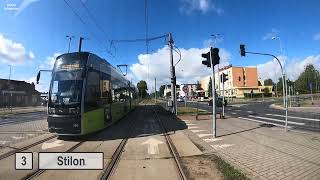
<box><xmin>265</xmin><ymin>114</ymin><xmax>320</xmax><ymax>122</ymax></box>
<box><xmin>191</xmin><ymin>130</ymin><xmax>207</xmax><ymax>133</ymax></box>
<box><xmin>197</xmin><ymin>134</ymin><xmax>213</xmax><ymax>138</ymax></box>
<box><xmin>0</xmin><ymin>140</ymin><xmax>8</xmax><ymax>145</ymax></box>
<box><xmin>186</xmin><ymin>123</ymin><xmax>196</xmax><ymax>126</ymax></box>
<box><xmin>238</xmin><ymin>117</ymin><xmax>291</xmax><ymax>128</ymax></box>
<box><xmin>235</xmin><ymin>110</ymin><xmax>241</xmax><ymax>112</ymax></box>
<box><xmin>12</xmin><ymin>136</ymin><xmax>24</xmax><ymax>140</ymax></box>
<box><xmin>248</xmin><ymin>115</ymin><xmax>305</xmax><ymax>126</ymax></box>
<box><xmin>231</xmin><ymin>112</ymin><xmax>237</xmax><ymax>115</ymax></box>
<box><xmin>203</xmin><ymin>138</ymin><xmax>223</xmax><ymax>142</ymax></box>
<box><xmin>247</xmin><ymin>111</ymin><xmax>253</xmax><ymax>113</ymax></box>
<box><xmin>211</xmin><ymin>144</ymin><xmax>234</xmax><ymax>149</ymax></box>
<box><xmin>188</xmin><ymin>126</ymin><xmax>199</xmax><ymax>129</ymax></box>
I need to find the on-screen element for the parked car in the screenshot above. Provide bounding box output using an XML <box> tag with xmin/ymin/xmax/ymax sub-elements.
<box><xmin>208</xmin><ymin>97</ymin><xmax>227</xmax><ymax>107</ymax></box>
<box><xmin>177</xmin><ymin>97</ymin><xmax>184</xmax><ymax>102</ymax></box>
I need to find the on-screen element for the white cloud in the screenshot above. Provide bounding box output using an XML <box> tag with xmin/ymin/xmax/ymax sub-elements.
<box><xmin>262</xmin><ymin>28</ymin><xmax>279</xmax><ymax>40</ymax></box>
<box><xmin>39</xmin><ymin>52</ymin><xmax>61</xmax><ymax>69</ymax></box>
<box><xmin>0</xmin><ymin>34</ymin><xmax>35</xmax><ymax>65</ymax></box>
<box><xmin>130</xmin><ymin>46</ymin><xmax>231</xmax><ymax>91</ymax></box>
<box><xmin>15</xmin><ymin>0</ymin><xmax>40</xmax><ymax>16</ymax></box>
<box><xmin>286</xmin><ymin>55</ymin><xmax>320</xmax><ymax>81</ymax></box>
<box><xmin>313</xmin><ymin>32</ymin><xmax>320</xmax><ymax>41</ymax></box>
<box><xmin>179</xmin><ymin>0</ymin><xmax>223</xmax><ymax>15</ymax></box>
<box><xmin>256</xmin><ymin>55</ymin><xmax>320</xmax><ymax>82</ymax></box>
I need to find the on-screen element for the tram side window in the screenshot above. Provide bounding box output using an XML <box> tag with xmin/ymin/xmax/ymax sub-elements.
<box><xmin>100</xmin><ymin>72</ymin><xmax>111</xmax><ymax>104</ymax></box>
<box><xmin>84</xmin><ymin>70</ymin><xmax>101</xmax><ymax>112</ymax></box>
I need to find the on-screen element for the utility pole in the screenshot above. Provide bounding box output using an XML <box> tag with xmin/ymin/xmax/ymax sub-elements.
<box><xmin>154</xmin><ymin>77</ymin><xmax>156</xmax><ymax>104</ymax></box>
<box><xmin>66</xmin><ymin>35</ymin><xmax>74</xmax><ymax>53</ymax></box>
<box><xmin>222</xmin><ymin>76</ymin><xmax>225</xmax><ymax>118</ymax></box>
<box><xmin>168</xmin><ymin>33</ymin><xmax>177</xmax><ymax>115</ymax></box>
<box><xmin>8</xmin><ymin>65</ymin><xmax>12</xmax><ymax>112</ymax></box>
<box><xmin>78</xmin><ymin>37</ymin><xmax>84</xmax><ymax>52</ymax></box>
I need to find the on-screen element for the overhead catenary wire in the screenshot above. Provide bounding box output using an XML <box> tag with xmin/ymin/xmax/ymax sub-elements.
<box><xmin>63</xmin><ymin>0</ymin><xmax>114</xmax><ymax>57</ymax></box>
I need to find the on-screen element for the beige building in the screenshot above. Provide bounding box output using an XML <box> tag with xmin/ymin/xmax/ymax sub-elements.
<box><xmin>200</xmin><ymin>65</ymin><xmax>273</xmax><ymax>98</ymax></box>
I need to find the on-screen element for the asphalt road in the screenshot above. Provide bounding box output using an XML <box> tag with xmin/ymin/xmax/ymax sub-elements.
<box><xmin>178</xmin><ymin>101</ymin><xmax>320</xmax><ymax>132</ymax></box>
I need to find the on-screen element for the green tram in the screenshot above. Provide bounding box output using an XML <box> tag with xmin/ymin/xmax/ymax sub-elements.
<box><xmin>39</xmin><ymin>52</ymin><xmax>138</xmax><ymax>135</ymax></box>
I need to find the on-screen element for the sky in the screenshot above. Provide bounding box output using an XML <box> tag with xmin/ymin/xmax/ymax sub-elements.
<box><xmin>0</xmin><ymin>0</ymin><xmax>320</xmax><ymax>92</ymax></box>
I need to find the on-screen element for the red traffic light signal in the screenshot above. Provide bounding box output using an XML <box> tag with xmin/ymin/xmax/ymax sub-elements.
<box><xmin>201</xmin><ymin>52</ymin><xmax>211</xmax><ymax>67</ymax></box>
<box><xmin>240</xmin><ymin>44</ymin><xmax>246</xmax><ymax>56</ymax></box>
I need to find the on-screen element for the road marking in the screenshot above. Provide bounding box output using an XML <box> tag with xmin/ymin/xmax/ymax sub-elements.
<box><xmin>227</xmin><ymin>108</ymin><xmax>232</xmax><ymax>111</ymax></box>
<box><xmin>235</xmin><ymin>110</ymin><xmax>241</xmax><ymax>112</ymax></box>
<box><xmin>0</xmin><ymin>140</ymin><xmax>8</xmax><ymax>145</ymax></box>
<box><xmin>211</xmin><ymin>144</ymin><xmax>234</xmax><ymax>149</ymax></box>
<box><xmin>12</xmin><ymin>136</ymin><xmax>24</xmax><ymax>140</ymax></box>
<box><xmin>231</xmin><ymin>104</ymin><xmax>247</xmax><ymax>107</ymax></box>
<box><xmin>248</xmin><ymin>115</ymin><xmax>305</xmax><ymax>126</ymax></box>
<box><xmin>197</xmin><ymin>134</ymin><xmax>213</xmax><ymax>138</ymax></box>
<box><xmin>188</xmin><ymin>126</ymin><xmax>199</xmax><ymax>129</ymax></box>
<box><xmin>266</xmin><ymin>114</ymin><xmax>320</xmax><ymax>122</ymax></box>
<box><xmin>231</xmin><ymin>112</ymin><xmax>237</xmax><ymax>115</ymax></box>
<box><xmin>186</xmin><ymin>123</ymin><xmax>196</xmax><ymax>126</ymax></box>
<box><xmin>27</xmin><ymin>134</ymin><xmax>34</xmax><ymax>136</ymax></box>
<box><xmin>42</xmin><ymin>140</ymin><xmax>64</xmax><ymax>150</ymax></box>
<box><xmin>203</xmin><ymin>138</ymin><xmax>222</xmax><ymax>142</ymax></box>
<box><xmin>247</xmin><ymin>111</ymin><xmax>253</xmax><ymax>113</ymax></box>
<box><xmin>141</xmin><ymin>138</ymin><xmax>164</xmax><ymax>155</ymax></box>
<box><xmin>191</xmin><ymin>130</ymin><xmax>207</xmax><ymax>133</ymax></box>
<box><xmin>238</xmin><ymin>117</ymin><xmax>291</xmax><ymax>128</ymax></box>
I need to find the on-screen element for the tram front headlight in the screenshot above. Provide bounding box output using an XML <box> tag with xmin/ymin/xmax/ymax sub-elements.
<box><xmin>49</xmin><ymin>107</ymin><xmax>55</xmax><ymax>114</ymax></box>
<box><xmin>69</xmin><ymin>107</ymin><xmax>80</xmax><ymax>114</ymax></box>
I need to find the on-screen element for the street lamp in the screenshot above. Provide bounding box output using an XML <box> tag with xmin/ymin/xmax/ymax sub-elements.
<box><xmin>271</xmin><ymin>36</ymin><xmax>287</xmax><ymax>108</ymax></box>
<box><xmin>66</xmin><ymin>35</ymin><xmax>74</xmax><ymax>53</ymax></box>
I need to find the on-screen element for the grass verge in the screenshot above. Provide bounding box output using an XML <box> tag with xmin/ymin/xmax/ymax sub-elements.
<box><xmin>177</xmin><ymin>106</ymin><xmax>208</xmax><ymax>115</ymax></box>
<box><xmin>211</xmin><ymin>154</ymin><xmax>250</xmax><ymax>180</ymax></box>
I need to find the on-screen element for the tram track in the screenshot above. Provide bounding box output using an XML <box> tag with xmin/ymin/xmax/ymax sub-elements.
<box><xmin>22</xmin><ymin>141</ymin><xmax>85</xmax><ymax>180</ymax></box>
<box><xmin>0</xmin><ymin>135</ymin><xmax>57</xmax><ymax>160</ymax></box>
<box><xmin>152</xmin><ymin>105</ymin><xmax>187</xmax><ymax>180</ymax></box>
<box><xmin>99</xmin><ymin>107</ymin><xmax>142</xmax><ymax>180</ymax></box>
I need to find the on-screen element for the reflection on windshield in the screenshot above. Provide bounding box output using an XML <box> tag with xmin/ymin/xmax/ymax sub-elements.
<box><xmin>49</xmin><ymin>70</ymin><xmax>83</xmax><ymax>106</ymax></box>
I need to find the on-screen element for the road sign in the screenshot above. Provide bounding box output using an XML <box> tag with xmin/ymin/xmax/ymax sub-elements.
<box><xmin>183</xmin><ymin>86</ymin><xmax>188</xmax><ymax>93</ymax></box>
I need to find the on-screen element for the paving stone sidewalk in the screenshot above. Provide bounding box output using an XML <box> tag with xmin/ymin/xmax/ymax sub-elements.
<box><xmin>179</xmin><ymin>115</ymin><xmax>320</xmax><ymax>180</ymax></box>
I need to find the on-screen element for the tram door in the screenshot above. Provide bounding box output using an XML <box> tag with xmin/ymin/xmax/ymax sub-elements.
<box><xmin>100</xmin><ymin>79</ymin><xmax>112</xmax><ymax>124</ymax></box>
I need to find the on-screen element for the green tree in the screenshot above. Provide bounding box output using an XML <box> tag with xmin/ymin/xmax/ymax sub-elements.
<box><xmin>159</xmin><ymin>85</ymin><xmax>165</xmax><ymax>97</ymax></box>
<box><xmin>264</xmin><ymin>87</ymin><xmax>271</xmax><ymax>95</ymax></box>
<box><xmin>208</xmin><ymin>77</ymin><xmax>212</xmax><ymax>97</ymax></box>
<box><xmin>264</xmin><ymin>78</ymin><xmax>273</xmax><ymax>86</ymax></box>
<box><xmin>137</xmin><ymin>80</ymin><xmax>148</xmax><ymax>98</ymax></box>
<box><xmin>295</xmin><ymin>64</ymin><xmax>320</xmax><ymax>94</ymax></box>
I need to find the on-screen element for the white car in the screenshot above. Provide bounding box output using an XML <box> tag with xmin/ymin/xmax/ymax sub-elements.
<box><xmin>177</xmin><ymin>97</ymin><xmax>184</xmax><ymax>102</ymax></box>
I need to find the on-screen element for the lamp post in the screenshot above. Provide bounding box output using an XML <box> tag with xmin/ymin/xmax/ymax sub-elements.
<box><xmin>271</xmin><ymin>36</ymin><xmax>286</xmax><ymax>108</ymax></box>
<box><xmin>66</xmin><ymin>35</ymin><xmax>74</xmax><ymax>53</ymax></box>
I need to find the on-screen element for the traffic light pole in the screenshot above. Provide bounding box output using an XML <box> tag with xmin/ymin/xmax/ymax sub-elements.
<box><xmin>210</xmin><ymin>49</ymin><xmax>217</xmax><ymax>138</ymax></box>
<box><xmin>222</xmin><ymin>79</ymin><xmax>225</xmax><ymax>118</ymax></box>
<box><xmin>243</xmin><ymin>50</ymin><xmax>288</xmax><ymax>131</ymax></box>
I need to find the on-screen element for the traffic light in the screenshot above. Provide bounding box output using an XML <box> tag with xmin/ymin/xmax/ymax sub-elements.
<box><xmin>171</xmin><ymin>76</ymin><xmax>176</xmax><ymax>84</ymax></box>
<box><xmin>201</xmin><ymin>52</ymin><xmax>211</xmax><ymax>67</ymax></box>
<box><xmin>211</xmin><ymin>47</ymin><xmax>220</xmax><ymax>67</ymax></box>
<box><xmin>220</xmin><ymin>73</ymin><xmax>228</xmax><ymax>83</ymax></box>
<box><xmin>240</xmin><ymin>44</ymin><xmax>246</xmax><ymax>56</ymax></box>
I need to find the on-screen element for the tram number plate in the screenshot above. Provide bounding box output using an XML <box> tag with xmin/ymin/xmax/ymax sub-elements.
<box><xmin>38</xmin><ymin>152</ymin><xmax>103</xmax><ymax>170</ymax></box>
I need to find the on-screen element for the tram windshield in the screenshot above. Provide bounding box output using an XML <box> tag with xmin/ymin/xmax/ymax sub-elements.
<box><xmin>48</xmin><ymin>56</ymin><xmax>86</xmax><ymax>108</ymax></box>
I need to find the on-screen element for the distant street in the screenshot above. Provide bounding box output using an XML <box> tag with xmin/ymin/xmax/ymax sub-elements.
<box><xmin>178</xmin><ymin>100</ymin><xmax>320</xmax><ymax>132</ymax></box>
